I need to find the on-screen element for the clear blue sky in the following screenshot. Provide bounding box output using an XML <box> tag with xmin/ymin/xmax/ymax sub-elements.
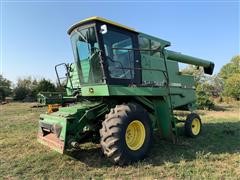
<box><xmin>1</xmin><ymin>1</ymin><xmax>239</xmax><ymax>84</ymax></box>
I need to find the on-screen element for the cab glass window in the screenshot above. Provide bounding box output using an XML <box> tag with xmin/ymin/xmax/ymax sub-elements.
<box><xmin>138</xmin><ymin>36</ymin><xmax>161</xmax><ymax>58</ymax></box>
<box><xmin>150</xmin><ymin>40</ymin><xmax>161</xmax><ymax>58</ymax></box>
<box><xmin>70</xmin><ymin>26</ymin><xmax>103</xmax><ymax>84</ymax></box>
<box><xmin>138</xmin><ymin>36</ymin><xmax>150</xmax><ymax>55</ymax></box>
<box><xmin>102</xmin><ymin>29</ymin><xmax>134</xmax><ymax>79</ymax></box>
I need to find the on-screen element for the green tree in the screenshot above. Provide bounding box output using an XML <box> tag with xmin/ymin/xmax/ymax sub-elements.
<box><xmin>16</xmin><ymin>76</ymin><xmax>38</xmax><ymax>90</ymax></box>
<box><xmin>13</xmin><ymin>77</ymin><xmax>38</xmax><ymax>100</ymax></box>
<box><xmin>219</xmin><ymin>55</ymin><xmax>240</xmax><ymax>80</ymax></box>
<box><xmin>208</xmin><ymin>75</ymin><xmax>224</xmax><ymax>96</ymax></box>
<box><xmin>35</xmin><ymin>79</ymin><xmax>56</xmax><ymax>92</ymax></box>
<box><xmin>223</xmin><ymin>73</ymin><xmax>240</xmax><ymax>100</ymax></box>
<box><xmin>219</xmin><ymin>55</ymin><xmax>240</xmax><ymax>100</ymax></box>
<box><xmin>13</xmin><ymin>77</ymin><xmax>56</xmax><ymax>100</ymax></box>
<box><xmin>13</xmin><ymin>86</ymin><xmax>31</xmax><ymax>101</ymax></box>
<box><xmin>0</xmin><ymin>75</ymin><xmax>12</xmax><ymax>101</ymax></box>
<box><xmin>196</xmin><ymin>83</ymin><xmax>214</xmax><ymax>110</ymax></box>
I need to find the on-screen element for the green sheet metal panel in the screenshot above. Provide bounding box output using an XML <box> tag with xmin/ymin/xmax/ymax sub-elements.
<box><xmin>141</xmin><ymin>54</ymin><xmax>167</xmax><ymax>85</ymax></box>
<box><xmin>79</xmin><ymin>84</ymin><xmax>170</xmax><ymax>96</ymax></box>
<box><xmin>170</xmin><ymin>87</ymin><xmax>196</xmax><ymax>108</ymax></box>
<box><xmin>108</xmin><ymin>86</ymin><xmax>169</xmax><ymax>96</ymax></box>
<box><xmin>81</xmin><ymin>85</ymin><xmax>110</xmax><ymax>96</ymax></box>
<box><xmin>166</xmin><ymin>60</ymin><xmax>180</xmax><ymax>83</ymax></box>
<box><xmin>39</xmin><ymin>114</ymin><xmax>68</xmax><ymax>141</ymax></box>
<box><xmin>81</xmin><ymin>85</ymin><xmax>168</xmax><ymax>96</ymax></box>
<box><xmin>152</xmin><ymin>97</ymin><xmax>175</xmax><ymax>140</ymax></box>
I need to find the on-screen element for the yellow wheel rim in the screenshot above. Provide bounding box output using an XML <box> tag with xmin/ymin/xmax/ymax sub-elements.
<box><xmin>191</xmin><ymin>118</ymin><xmax>201</xmax><ymax>135</ymax></box>
<box><xmin>125</xmin><ymin>120</ymin><xmax>146</xmax><ymax>151</ymax></box>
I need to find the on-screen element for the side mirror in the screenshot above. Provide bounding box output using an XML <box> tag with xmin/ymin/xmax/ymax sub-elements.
<box><xmin>100</xmin><ymin>24</ymin><xmax>107</xmax><ymax>34</ymax></box>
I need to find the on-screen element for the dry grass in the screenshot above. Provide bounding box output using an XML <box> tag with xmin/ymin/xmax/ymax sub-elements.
<box><xmin>0</xmin><ymin>102</ymin><xmax>239</xmax><ymax>179</ymax></box>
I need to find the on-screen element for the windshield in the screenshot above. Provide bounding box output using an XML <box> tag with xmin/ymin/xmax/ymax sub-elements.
<box><xmin>70</xmin><ymin>26</ymin><xmax>104</xmax><ymax>85</ymax></box>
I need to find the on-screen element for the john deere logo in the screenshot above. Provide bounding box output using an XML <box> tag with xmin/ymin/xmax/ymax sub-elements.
<box><xmin>89</xmin><ymin>88</ymin><xmax>94</xmax><ymax>94</ymax></box>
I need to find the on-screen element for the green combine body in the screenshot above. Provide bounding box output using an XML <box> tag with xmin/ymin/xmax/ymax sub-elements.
<box><xmin>38</xmin><ymin>17</ymin><xmax>214</xmax><ymax>165</ymax></box>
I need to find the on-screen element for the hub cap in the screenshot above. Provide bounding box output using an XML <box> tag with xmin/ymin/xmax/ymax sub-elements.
<box><xmin>125</xmin><ymin>120</ymin><xmax>146</xmax><ymax>150</ymax></box>
<box><xmin>191</xmin><ymin>118</ymin><xmax>201</xmax><ymax>135</ymax></box>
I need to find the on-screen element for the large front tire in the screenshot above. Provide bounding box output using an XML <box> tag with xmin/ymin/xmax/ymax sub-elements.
<box><xmin>99</xmin><ymin>103</ymin><xmax>152</xmax><ymax>165</ymax></box>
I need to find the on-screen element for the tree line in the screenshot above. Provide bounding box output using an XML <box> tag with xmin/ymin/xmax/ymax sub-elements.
<box><xmin>0</xmin><ymin>77</ymin><xmax>59</xmax><ymax>101</ymax></box>
<box><xmin>0</xmin><ymin>55</ymin><xmax>239</xmax><ymax>108</ymax></box>
<box><xmin>182</xmin><ymin>55</ymin><xmax>239</xmax><ymax>109</ymax></box>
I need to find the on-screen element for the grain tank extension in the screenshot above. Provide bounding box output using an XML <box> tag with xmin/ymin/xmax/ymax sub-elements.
<box><xmin>38</xmin><ymin>17</ymin><xmax>214</xmax><ymax>165</ymax></box>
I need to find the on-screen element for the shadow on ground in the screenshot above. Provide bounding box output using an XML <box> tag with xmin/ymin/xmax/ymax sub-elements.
<box><xmin>66</xmin><ymin>121</ymin><xmax>240</xmax><ymax>168</ymax></box>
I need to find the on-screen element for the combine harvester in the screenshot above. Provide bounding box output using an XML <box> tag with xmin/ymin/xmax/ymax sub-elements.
<box><xmin>38</xmin><ymin>17</ymin><xmax>214</xmax><ymax>165</ymax></box>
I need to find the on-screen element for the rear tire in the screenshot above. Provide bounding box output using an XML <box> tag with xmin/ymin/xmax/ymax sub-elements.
<box><xmin>185</xmin><ymin>113</ymin><xmax>202</xmax><ymax>137</ymax></box>
<box><xmin>99</xmin><ymin>103</ymin><xmax>152</xmax><ymax>165</ymax></box>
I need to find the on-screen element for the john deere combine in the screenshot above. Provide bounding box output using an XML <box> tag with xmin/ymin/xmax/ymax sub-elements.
<box><xmin>38</xmin><ymin>17</ymin><xmax>214</xmax><ymax>165</ymax></box>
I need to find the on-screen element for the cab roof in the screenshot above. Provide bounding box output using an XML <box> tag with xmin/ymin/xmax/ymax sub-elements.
<box><xmin>67</xmin><ymin>16</ymin><xmax>171</xmax><ymax>47</ymax></box>
<box><xmin>67</xmin><ymin>16</ymin><xmax>136</xmax><ymax>35</ymax></box>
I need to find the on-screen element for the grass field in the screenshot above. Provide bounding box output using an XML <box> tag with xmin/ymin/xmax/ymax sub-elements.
<box><xmin>0</xmin><ymin>102</ymin><xmax>239</xmax><ymax>179</ymax></box>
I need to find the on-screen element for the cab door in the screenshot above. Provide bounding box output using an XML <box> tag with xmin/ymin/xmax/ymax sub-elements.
<box><xmin>98</xmin><ymin>23</ymin><xmax>141</xmax><ymax>85</ymax></box>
